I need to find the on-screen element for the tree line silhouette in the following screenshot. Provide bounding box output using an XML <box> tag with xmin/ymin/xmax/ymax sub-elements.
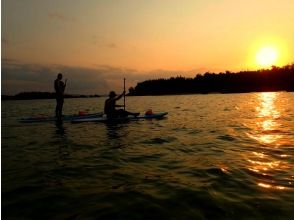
<box><xmin>129</xmin><ymin>64</ymin><xmax>294</xmax><ymax>95</ymax></box>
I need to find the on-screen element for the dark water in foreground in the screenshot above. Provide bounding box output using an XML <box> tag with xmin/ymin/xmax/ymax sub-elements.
<box><xmin>2</xmin><ymin>93</ymin><xmax>294</xmax><ymax>219</ymax></box>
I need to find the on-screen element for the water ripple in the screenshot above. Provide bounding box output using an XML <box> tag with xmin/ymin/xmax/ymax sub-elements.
<box><xmin>2</xmin><ymin>93</ymin><xmax>294</xmax><ymax>219</ymax></box>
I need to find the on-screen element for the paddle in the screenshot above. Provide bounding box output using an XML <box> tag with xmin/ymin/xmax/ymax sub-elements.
<box><xmin>123</xmin><ymin>78</ymin><xmax>126</xmax><ymax>110</ymax></box>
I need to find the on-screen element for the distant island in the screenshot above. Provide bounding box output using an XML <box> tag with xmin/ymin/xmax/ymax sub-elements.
<box><xmin>128</xmin><ymin>64</ymin><xmax>294</xmax><ymax>96</ymax></box>
<box><xmin>2</xmin><ymin>92</ymin><xmax>101</xmax><ymax>100</ymax></box>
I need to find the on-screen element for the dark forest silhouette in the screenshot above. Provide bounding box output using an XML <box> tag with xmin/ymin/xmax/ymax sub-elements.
<box><xmin>129</xmin><ymin>64</ymin><xmax>294</xmax><ymax>96</ymax></box>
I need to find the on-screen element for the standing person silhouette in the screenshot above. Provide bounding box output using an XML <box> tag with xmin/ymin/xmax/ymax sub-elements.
<box><xmin>54</xmin><ymin>73</ymin><xmax>67</xmax><ymax>118</ymax></box>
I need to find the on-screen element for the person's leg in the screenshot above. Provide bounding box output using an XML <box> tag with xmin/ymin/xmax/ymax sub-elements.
<box><xmin>117</xmin><ymin>109</ymin><xmax>139</xmax><ymax>117</ymax></box>
<box><xmin>55</xmin><ymin>99</ymin><xmax>59</xmax><ymax>117</ymax></box>
<box><xmin>130</xmin><ymin>112</ymin><xmax>140</xmax><ymax>117</ymax></box>
<box><xmin>116</xmin><ymin>109</ymin><xmax>128</xmax><ymax>117</ymax></box>
<box><xmin>59</xmin><ymin>99</ymin><xmax>64</xmax><ymax>117</ymax></box>
<box><xmin>56</xmin><ymin>98</ymin><xmax>64</xmax><ymax>118</ymax></box>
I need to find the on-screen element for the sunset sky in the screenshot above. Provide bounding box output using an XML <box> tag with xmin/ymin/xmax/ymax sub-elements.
<box><xmin>2</xmin><ymin>0</ymin><xmax>294</xmax><ymax>95</ymax></box>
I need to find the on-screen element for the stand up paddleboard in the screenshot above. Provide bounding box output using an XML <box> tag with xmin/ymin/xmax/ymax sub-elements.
<box><xmin>71</xmin><ymin>112</ymin><xmax>168</xmax><ymax>123</ymax></box>
<box><xmin>20</xmin><ymin>112</ymin><xmax>103</xmax><ymax>123</ymax></box>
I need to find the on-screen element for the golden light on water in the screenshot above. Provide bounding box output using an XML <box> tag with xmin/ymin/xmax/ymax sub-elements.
<box><xmin>257</xmin><ymin>92</ymin><xmax>280</xmax><ymax>119</ymax></box>
<box><xmin>247</xmin><ymin>159</ymin><xmax>281</xmax><ymax>170</ymax></box>
<box><xmin>253</xmin><ymin>92</ymin><xmax>281</xmax><ymax>145</ymax></box>
<box><xmin>258</xmin><ymin>183</ymin><xmax>286</xmax><ymax>190</ymax></box>
<box><xmin>245</xmin><ymin>92</ymin><xmax>289</xmax><ymax>190</ymax></box>
<box><xmin>258</xmin><ymin>183</ymin><xmax>271</xmax><ymax>188</ymax></box>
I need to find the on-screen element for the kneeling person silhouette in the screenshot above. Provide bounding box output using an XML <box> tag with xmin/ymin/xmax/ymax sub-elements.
<box><xmin>104</xmin><ymin>91</ymin><xmax>139</xmax><ymax>119</ymax></box>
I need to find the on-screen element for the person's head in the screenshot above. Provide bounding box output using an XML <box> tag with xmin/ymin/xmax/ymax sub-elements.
<box><xmin>109</xmin><ymin>91</ymin><xmax>116</xmax><ymax>98</ymax></box>
<box><xmin>57</xmin><ymin>73</ymin><xmax>63</xmax><ymax>79</ymax></box>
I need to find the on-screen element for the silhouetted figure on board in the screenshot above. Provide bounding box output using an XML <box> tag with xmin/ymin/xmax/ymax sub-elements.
<box><xmin>54</xmin><ymin>73</ymin><xmax>67</xmax><ymax>118</ymax></box>
<box><xmin>104</xmin><ymin>91</ymin><xmax>139</xmax><ymax>118</ymax></box>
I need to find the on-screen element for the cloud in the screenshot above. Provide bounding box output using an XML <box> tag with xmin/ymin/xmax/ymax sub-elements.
<box><xmin>92</xmin><ymin>35</ymin><xmax>98</xmax><ymax>45</ymax></box>
<box><xmin>2</xmin><ymin>61</ymin><xmax>108</xmax><ymax>95</ymax></box>
<box><xmin>107</xmin><ymin>43</ymin><xmax>118</xmax><ymax>48</ymax></box>
<box><xmin>91</xmin><ymin>35</ymin><xmax>118</xmax><ymax>48</ymax></box>
<box><xmin>2</xmin><ymin>38</ymin><xmax>9</xmax><ymax>45</ymax></box>
<box><xmin>48</xmin><ymin>12</ymin><xmax>76</xmax><ymax>22</ymax></box>
<box><xmin>1</xmin><ymin>60</ymin><xmax>201</xmax><ymax>95</ymax></box>
<box><xmin>1</xmin><ymin>58</ymin><xmax>18</xmax><ymax>64</ymax></box>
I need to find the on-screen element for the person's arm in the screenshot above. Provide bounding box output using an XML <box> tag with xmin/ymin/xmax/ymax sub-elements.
<box><xmin>114</xmin><ymin>91</ymin><xmax>125</xmax><ymax>101</ymax></box>
<box><xmin>60</xmin><ymin>81</ymin><xmax>66</xmax><ymax>93</ymax></box>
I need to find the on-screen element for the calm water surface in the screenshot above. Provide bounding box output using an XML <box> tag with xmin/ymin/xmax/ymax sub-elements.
<box><xmin>2</xmin><ymin>93</ymin><xmax>294</xmax><ymax>219</ymax></box>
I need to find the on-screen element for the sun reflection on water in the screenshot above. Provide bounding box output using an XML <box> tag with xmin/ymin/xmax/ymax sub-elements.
<box><xmin>246</xmin><ymin>92</ymin><xmax>289</xmax><ymax>190</ymax></box>
<box><xmin>248</xmin><ymin>92</ymin><xmax>282</xmax><ymax>145</ymax></box>
<box><xmin>257</xmin><ymin>92</ymin><xmax>280</xmax><ymax>118</ymax></box>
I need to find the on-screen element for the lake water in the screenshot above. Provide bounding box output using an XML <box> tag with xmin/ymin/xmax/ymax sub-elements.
<box><xmin>2</xmin><ymin>92</ymin><xmax>294</xmax><ymax>219</ymax></box>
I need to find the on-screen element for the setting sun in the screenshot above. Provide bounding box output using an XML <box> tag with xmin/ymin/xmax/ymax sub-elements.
<box><xmin>256</xmin><ymin>46</ymin><xmax>278</xmax><ymax>68</ymax></box>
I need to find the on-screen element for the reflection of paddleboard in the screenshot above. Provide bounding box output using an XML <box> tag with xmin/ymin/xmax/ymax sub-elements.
<box><xmin>71</xmin><ymin>112</ymin><xmax>168</xmax><ymax>123</ymax></box>
<box><xmin>20</xmin><ymin>112</ymin><xmax>103</xmax><ymax>123</ymax></box>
